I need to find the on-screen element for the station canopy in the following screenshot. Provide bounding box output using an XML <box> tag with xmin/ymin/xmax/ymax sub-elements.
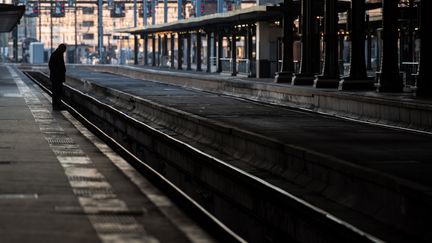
<box><xmin>0</xmin><ymin>4</ymin><xmax>25</xmax><ymax>33</ymax></box>
<box><xmin>114</xmin><ymin>1</ymin><xmax>380</xmax><ymax>36</ymax></box>
<box><xmin>115</xmin><ymin>5</ymin><xmax>285</xmax><ymax>35</ymax></box>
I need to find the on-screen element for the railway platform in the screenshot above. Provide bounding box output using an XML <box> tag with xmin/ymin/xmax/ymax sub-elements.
<box><xmin>6</xmin><ymin>63</ymin><xmax>432</xmax><ymax>242</ymax></box>
<box><xmin>85</xmin><ymin>64</ymin><xmax>432</xmax><ymax>133</ymax></box>
<box><xmin>0</xmin><ymin>64</ymin><xmax>222</xmax><ymax>242</ymax></box>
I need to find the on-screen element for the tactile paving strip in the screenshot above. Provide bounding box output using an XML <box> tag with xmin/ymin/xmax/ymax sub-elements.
<box><xmin>68</xmin><ymin>176</ymin><xmax>106</xmax><ymax>182</ymax></box>
<box><xmin>45</xmin><ymin>136</ymin><xmax>75</xmax><ymax>145</ymax></box>
<box><xmin>90</xmin><ymin>215</ymin><xmax>145</xmax><ymax>234</ymax></box>
<box><xmin>52</xmin><ymin>150</ymin><xmax>86</xmax><ymax>156</ymax></box>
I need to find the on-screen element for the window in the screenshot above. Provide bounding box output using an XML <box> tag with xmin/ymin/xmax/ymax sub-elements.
<box><xmin>82</xmin><ymin>21</ymin><xmax>94</xmax><ymax>27</ymax></box>
<box><xmin>82</xmin><ymin>34</ymin><xmax>94</xmax><ymax>40</ymax></box>
<box><xmin>82</xmin><ymin>7</ymin><xmax>94</xmax><ymax>14</ymax></box>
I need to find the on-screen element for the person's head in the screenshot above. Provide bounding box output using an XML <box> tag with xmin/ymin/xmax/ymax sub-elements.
<box><xmin>58</xmin><ymin>44</ymin><xmax>67</xmax><ymax>53</ymax></box>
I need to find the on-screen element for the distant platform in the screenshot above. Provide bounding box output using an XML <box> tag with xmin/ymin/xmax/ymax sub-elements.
<box><xmin>73</xmin><ymin>64</ymin><xmax>432</xmax><ymax>133</ymax></box>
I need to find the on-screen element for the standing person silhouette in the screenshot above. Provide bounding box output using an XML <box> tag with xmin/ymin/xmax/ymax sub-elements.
<box><xmin>48</xmin><ymin>43</ymin><xmax>67</xmax><ymax>110</ymax></box>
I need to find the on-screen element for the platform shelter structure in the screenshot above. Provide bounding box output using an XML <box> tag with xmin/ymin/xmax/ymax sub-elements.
<box><xmin>118</xmin><ymin>0</ymin><xmax>432</xmax><ymax>98</ymax></box>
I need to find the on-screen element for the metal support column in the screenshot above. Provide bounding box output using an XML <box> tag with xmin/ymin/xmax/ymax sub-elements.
<box><xmin>152</xmin><ymin>35</ymin><xmax>156</xmax><ymax>66</ymax></box>
<box><xmin>12</xmin><ymin>0</ymin><xmax>18</xmax><ymax>62</ymax></box>
<box><xmin>98</xmin><ymin>0</ymin><xmax>104</xmax><ymax>63</ymax></box>
<box><xmin>275</xmin><ymin>0</ymin><xmax>294</xmax><ymax>83</ymax></box>
<box><xmin>164</xmin><ymin>0</ymin><xmax>168</xmax><ymax>23</ymax></box>
<box><xmin>186</xmin><ymin>32</ymin><xmax>192</xmax><ymax>70</ymax></box>
<box><xmin>177</xmin><ymin>33</ymin><xmax>183</xmax><ymax>69</ymax></box>
<box><xmin>178</xmin><ymin>0</ymin><xmax>183</xmax><ymax>19</ymax></box>
<box><xmin>144</xmin><ymin>34</ymin><xmax>148</xmax><ymax>65</ymax></box>
<box><xmin>339</xmin><ymin>0</ymin><xmax>374</xmax><ymax>90</ymax></box>
<box><xmin>13</xmin><ymin>26</ymin><xmax>18</xmax><ymax>62</ymax></box>
<box><xmin>231</xmin><ymin>31</ymin><xmax>237</xmax><ymax>76</ymax></box>
<box><xmin>206</xmin><ymin>31</ymin><xmax>211</xmax><ymax>72</ymax></box>
<box><xmin>74</xmin><ymin>0</ymin><xmax>78</xmax><ymax>63</ymax></box>
<box><xmin>163</xmin><ymin>34</ymin><xmax>168</xmax><ymax>65</ymax></box>
<box><xmin>134</xmin><ymin>36</ymin><xmax>139</xmax><ymax>65</ymax></box>
<box><xmin>314</xmin><ymin>0</ymin><xmax>340</xmax><ymax>88</ymax></box>
<box><xmin>50</xmin><ymin>0</ymin><xmax>53</xmax><ymax>55</ymax></box>
<box><xmin>170</xmin><ymin>33</ymin><xmax>175</xmax><ymax>68</ymax></box>
<box><xmin>196</xmin><ymin>30</ymin><xmax>202</xmax><ymax>71</ymax></box>
<box><xmin>312</xmin><ymin>15</ymin><xmax>321</xmax><ymax>74</ymax></box>
<box><xmin>408</xmin><ymin>0</ymin><xmax>414</xmax><ymax>65</ymax></box>
<box><xmin>151</xmin><ymin>0</ymin><xmax>155</xmax><ymax>25</ymax></box>
<box><xmin>416</xmin><ymin>0</ymin><xmax>432</xmax><ymax>97</ymax></box>
<box><xmin>377</xmin><ymin>0</ymin><xmax>404</xmax><ymax>92</ymax></box>
<box><xmin>38</xmin><ymin>1</ymin><xmax>42</xmax><ymax>41</ymax></box>
<box><xmin>339</xmin><ymin>34</ymin><xmax>344</xmax><ymax>75</ymax></box>
<box><xmin>292</xmin><ymin>0</ymin><xmax>314</xmax><ymax>85</ymax></box>
<box><xmin>217</xmin><ymin>32</ymin><xmax>223</xmax><ymax>72</ymax></box>
<box><xmin>366</xmin><ymin>14</ymin><xmax>372</xmax><ymax>71</ymax></box>
<box><xmin>213</xmin><ymin>32</ymin><xmax>217</xmax><ymax>60</ymax></box>
<box><xmin>143</xmin><ymin>0</ymin><xmax>147</xmax><ymax>26</ymax></box>
<box><xmin>247</xmin><ymin>25</ymin><xmax>254</xmax><ymax>77</ymax></box>
<box><xmin>133</xmin><ymin>0</ymin><xmax>138</xmax><ymax>64</ymax></box>
<box><xmin>157</xmin><ymin>34</ymin><xmax>161</xmax><ymax>66</ymax></box>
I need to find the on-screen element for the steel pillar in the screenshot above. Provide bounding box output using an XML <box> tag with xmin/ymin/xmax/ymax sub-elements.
<box><xmin>314</xmin><ymin>0</ymin><xmax>340</xmax><ymax>88</ymax></box>
<box><xmin>416</xmin><ymin>0</ymin><xmax>432</xmax><ymax>97</ymax></box>
<box><xmin>292</xmin><ymin>0</ymin><xmax>314</xmax><ymax>85</ymax></box>
<box><xmin>339</xmin><ymin>0</ymin><xmax>374</xmax><ymax>90</ymax></box>
<box><xmin>275</xmin><ymin>0</ymin><xmax>294</xmax><ymax>83</ymax></box>
<box><xmin>377</xmin><ymin>0</ymin><xmax>404</xmax><ymax>92</ymax></box>
<box><xmin>196</xmin><ymin>30</ymin><xmax>202</xmax><ymax>71</ymax></box>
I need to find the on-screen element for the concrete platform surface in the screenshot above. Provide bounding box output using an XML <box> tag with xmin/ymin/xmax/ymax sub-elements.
<box><xmin>79</xmin><ymin>64</ymin><xmax>432</xmax><ymax>133</ymax></box>
<box><xmin>0</xmin><ymin>64</ymin><xmax>215</xmax><ymax>242</ymax></box>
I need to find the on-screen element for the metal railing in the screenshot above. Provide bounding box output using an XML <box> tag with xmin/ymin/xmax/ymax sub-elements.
<box><xmin>400</xmin><ymin>61</ymin><xmax>419</xmax><ymax>87</ymax></box>
<box><xmin>219</xmin><ymin>58</ymin><xmax>256</xmax><ymax>76</ymax></box>
<box><xmin>220</xmin><ymin>57</ymin><xmax>232</xmax><ymax>73</ymax></box>
<box><xmin>276</xmin><ymin>60</ymin><xmax>301</xmax><ymax>74</ymax></box>
<box><xmin>210</xmin><ymin>56</ymin><xmax>217</xmax><ymax>66</ymax></box>
<box><xmin>237</xmin><ymin>59</ymin><xmax>249</xmax><ymax>74</ymax></box>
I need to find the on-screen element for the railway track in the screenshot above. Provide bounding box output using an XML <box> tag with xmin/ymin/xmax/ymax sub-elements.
<box><xmin>22</xmin><ymin>70</ymin><xmax>244</xmax><ymax>243</ymax></box>
<box><xmin>21</xmin><ymin>69</ymin><xmax>421</xmax><ymax>243</ymax></box>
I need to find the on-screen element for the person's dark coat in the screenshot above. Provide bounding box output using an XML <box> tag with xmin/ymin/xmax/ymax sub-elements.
<box><xmin>49</xmin><ymin>48</ymin><xmax>66</xmax><ymax>84</ymax></box>
<box><xmin>48</xmin><ymin>47</ymin><xmax>66</xmax><ymax>109</ymax></box>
